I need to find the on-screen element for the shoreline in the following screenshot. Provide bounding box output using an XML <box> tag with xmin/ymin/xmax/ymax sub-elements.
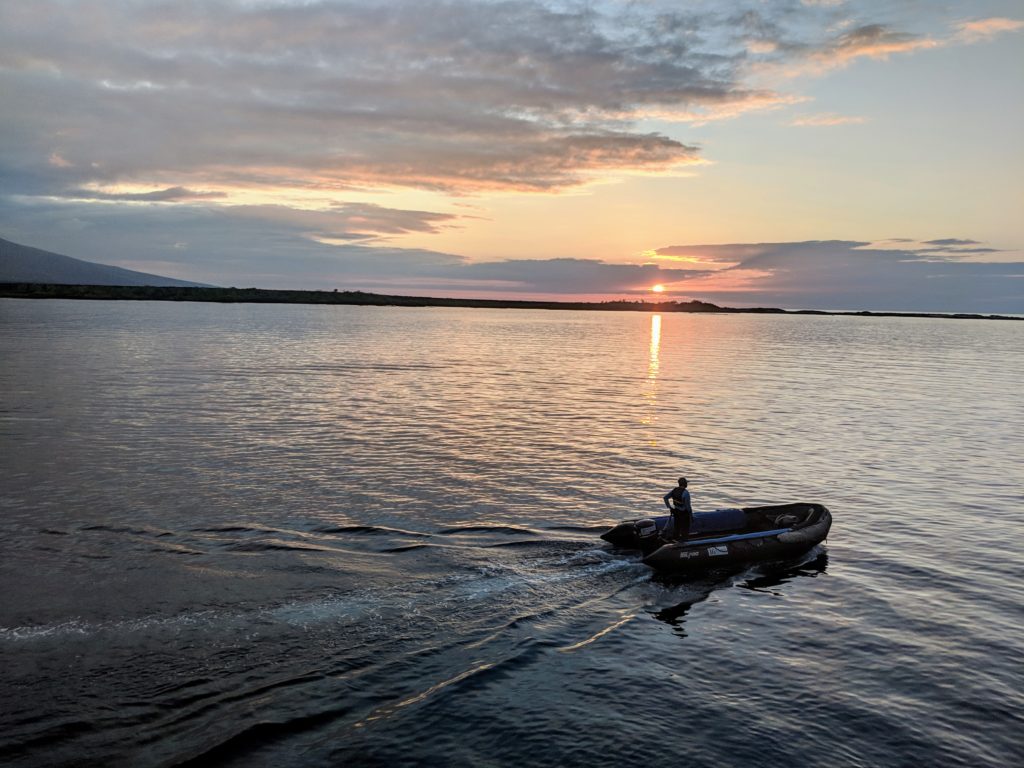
<box><xmin>1</xmin><ymin>283</ymin><xmax>1019</xmax><ymax>321</ymax></box>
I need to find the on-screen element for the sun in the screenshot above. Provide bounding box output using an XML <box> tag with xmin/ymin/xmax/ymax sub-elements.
<box><xmin>651</xmin><ymin>284</ymin><xmax>665</xmax><ymax>293</ymax></box>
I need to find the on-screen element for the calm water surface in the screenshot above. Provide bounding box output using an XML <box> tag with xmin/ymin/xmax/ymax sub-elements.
<box><xmin>1</xmin><ymin>299</ymin><xmax>1022</xmax><ymax>767</ymax></box>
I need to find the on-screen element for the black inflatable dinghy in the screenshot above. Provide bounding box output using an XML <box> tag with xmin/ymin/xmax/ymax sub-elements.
<box><xmin>601</xmin><ymin>503</ymin><xmax>831</xmax><ymax>574</ymax></box>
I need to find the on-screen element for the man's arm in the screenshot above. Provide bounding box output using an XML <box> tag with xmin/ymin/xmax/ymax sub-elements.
<box><xmin>663</xmin><ymin>490</ymin><xmax>674</xmax><ymax>509</ymax></box>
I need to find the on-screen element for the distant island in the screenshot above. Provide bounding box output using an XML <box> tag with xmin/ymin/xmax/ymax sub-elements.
<box><xmin>1</xmin><ymin>283</ymin><xmax>1019</xmax><ymax>321</ymax></box>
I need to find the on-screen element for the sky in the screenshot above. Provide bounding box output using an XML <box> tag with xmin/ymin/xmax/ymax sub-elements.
<box><xmin>1</xmin><ymin>0</ymin><xmax>1022</xmax><ymax>312</ymax></box>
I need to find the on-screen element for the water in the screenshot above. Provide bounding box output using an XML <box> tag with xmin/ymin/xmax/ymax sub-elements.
<box><xmin>1</xmin><ymin>299</ymin><xmax>1022</xmax><ymax>767</ymax></box>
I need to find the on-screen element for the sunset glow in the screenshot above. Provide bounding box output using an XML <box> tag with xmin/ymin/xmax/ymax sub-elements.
<box><xmin>0</xmin><ymin>1</ymin><xmax>1021</xmax><ymax>311</ymax></box>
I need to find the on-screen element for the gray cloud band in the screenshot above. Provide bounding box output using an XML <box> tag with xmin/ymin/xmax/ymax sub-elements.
<box><xmin>2</xmin><ymin>198</ymin><xmax>1020</xmax><ymax>312</ymax></box>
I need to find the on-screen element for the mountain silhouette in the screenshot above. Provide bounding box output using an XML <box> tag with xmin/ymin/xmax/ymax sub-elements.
<box><xmin>0</xmin><ymin>237</ymin><xmax>208</xmax><ymax>287</ymax></box>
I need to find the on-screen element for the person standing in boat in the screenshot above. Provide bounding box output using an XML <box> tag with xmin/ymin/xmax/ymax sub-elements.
<box><xmin>663</xmin><ymin>477</ymin><xmax>693</xmax><ymax>540</ymax></box>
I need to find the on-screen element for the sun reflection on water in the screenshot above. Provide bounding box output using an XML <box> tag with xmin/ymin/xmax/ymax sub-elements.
<box><xmin>648</xmin><ymin>313</ymin><xmax>661</xmax><ymax>380</ymax></box>
<box><xmin>641</xmin><ymin>314</ymin><xmax>661</xmax><ymax>435</ymax></box>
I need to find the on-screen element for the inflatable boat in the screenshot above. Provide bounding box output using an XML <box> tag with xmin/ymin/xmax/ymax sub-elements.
<box><xmin>601</xmin><ymin>503</ymin><xmax>831</xmax><ymax>574</ymax></box>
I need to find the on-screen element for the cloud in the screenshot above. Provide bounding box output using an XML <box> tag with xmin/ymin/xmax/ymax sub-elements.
<box><xmin>759</xmin><ymin>23</ymin><xmax>941</xmax><ymax>78</ymax></box>
<box><xmin>4</xmin><ymin>185</ymin><xmax>1020</xmax><ymax>311</ymax></box>
<box><xmin>652</xmin><ymin>243</ymin><xmax>769</xmax><ymax>268</ymax></box>
<box><xmin>923</xmin><ymin>238</ymin><xmax>981</xmax><ymax>246</ymax></box>
<box><xmin>3</xmin><ymin>0</ymin><xmax>774</xmax><ymax>196</ymax></box>
<box><xmin>435</xmin><ymin>257</ymin><xmax>714</xmax><ymax>295</ymax></box>
<box><xmin>648</xmin><ymin>92</ymin><xmax>811</xmax><ymax>125</ymax></box>
<box><xmin>0</xmin><ymin>195</ymin><xmax>468</xmax><ymax>286</ymax></box>
<box><xmin>650</xmin><ymin>240</ymin><xmax>1023</xmax><ymax>312</ymax></box>
<box><xmin>226</xmin><ymin>203</ymin><xmax>462</xmax><ymax>242</ymax></box>
<box><xmin>757</xmin><ymin>13</ymin><xmax>1023</xmax><ymax>79</ymax></box>
<box><xmin>789</xmin><ymin>112</ymin><xmax>866</xmax><ymax>126</ymax></box>
<box><xmin>914</xmin><ymin>246</ymin><xmax>1001</xmax><ymax>258</ymax></box>
<box><xmin>816</xmin><ymin>24</ymin><xmax>940</xmax><ymax>65</ymax></box>
<box><xmin>11</xmin><ymin>1</ymin><xmax>991</xmax><ymax>198</ymax></box>
<box><xmin>0</xmin><ymin>194</ymin><xmax>705</xmax><ymax>295</ymax></box>
<box><xmin>858</xmin><ymin>238</ymin><xmax>1003</xmax><ymax>259</ymax></box>
<box><xmin>65</xmin><ymin>186</ymin><xmax>226</xmax><ymax>202</ymax></box>
<box><xmin>953</xmin><ymin>17</ymin><xmax>1024</xmax><ymax>43</ymax></box>
<box><xmin>3</xmin><ymin>1</ymin><xmax>1014</xmax><ymax>203</ymax></box>
<box><xmin>48</xmin><ymin>152</ymin><xmax>72</xmax><ymax>168</ymax></box>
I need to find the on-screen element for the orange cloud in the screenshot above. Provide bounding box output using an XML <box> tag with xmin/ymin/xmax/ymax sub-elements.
<box><xmin>642</xmin><ymin>93</ymin><xmax>811</xmax><ymax>125</ymax></box>
<box><xmin>953</xmin><ymin>17</ymin><xmax>1024</xmax><ymax>42</ymax></box>
<box><xmin>766</xmin><ymin>17</ymin><xmax>1023</xmax><ymax>80</ymax></box>
<box><xmin>663</xmin><ymin>268</ymin><xmax>775</xmax><ymax>294</ymax></box>
<box><xmin>790</xmin><ymin>113</ymin><xmax>867</xmax><ymax>127</ymax></box>
<box><xmin>650</xmin><ymin>252</ymin><xmax>741</xmax><ymax>270</ymax></box>
<box><xmin>806</xmin><ymin>24</ymin><xmax>940</xmax><ymax>72</ymax></box>
<box><xmin>47</xmin><ymin>152</ymin><xmax>72</xmax><ymax>168</ymax></box>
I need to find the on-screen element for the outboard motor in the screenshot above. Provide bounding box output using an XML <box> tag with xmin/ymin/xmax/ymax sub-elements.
<box><xmin>634</xmin><ymin>518</ymin><xmax>668</xmax><ymax>556</ymax></box>
<box><xmin>635</xmin><ymin>518</ymin><xmax>660</xmax><ymax>542</ymax></box>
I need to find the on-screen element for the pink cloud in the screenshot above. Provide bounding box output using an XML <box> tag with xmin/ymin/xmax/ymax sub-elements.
<box><xmin>806</xmin><ymin>24</ymin><xmax>940</xmax><ymax>72</ymax></box>
<box><xmin>789</xmin><ymin>113</ymin><xmax>867</xmax><ymax>127</ymax></box>
<box><xmin>953</xmin><ymin>17</ymin><xmax>1024</xmax><ymax>42</ymax></box>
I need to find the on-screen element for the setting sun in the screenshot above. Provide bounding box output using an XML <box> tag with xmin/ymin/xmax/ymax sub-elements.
<box><xmin>651</xmin><ymin>284</ymin><xmax>665</xmax><ymax>293</ymax></box>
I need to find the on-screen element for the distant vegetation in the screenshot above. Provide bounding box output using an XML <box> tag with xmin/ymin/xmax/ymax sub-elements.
<box><xmin>0</xmin><ymin>283</ymin><xmax>1018</xmax><ymax>320</ymax></box>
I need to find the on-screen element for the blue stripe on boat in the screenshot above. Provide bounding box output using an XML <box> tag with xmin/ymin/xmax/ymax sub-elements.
<box><xmin>678</xmin><ymin>528</ymin><xmax>790</xmax><ymax>547</ymax></box>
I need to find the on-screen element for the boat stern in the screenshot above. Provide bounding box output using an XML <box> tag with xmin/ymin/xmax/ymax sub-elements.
<box><xmin>601</xmin><ymin>520</ymin><xmax>639</xmax><ymax>546</ymax></box>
